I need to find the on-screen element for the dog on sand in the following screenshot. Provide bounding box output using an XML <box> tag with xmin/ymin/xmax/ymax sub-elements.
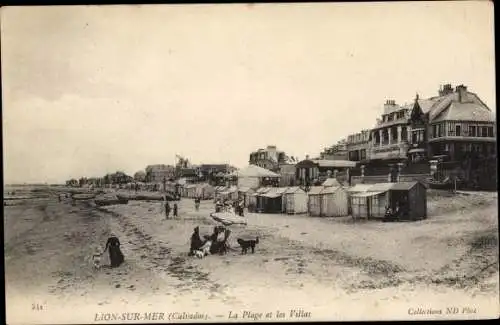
<box><xmin>193</xmin><ymin>250</ymin><xmax>205</xmax><ymax>259</ymax></box>
<box><xmin>194</xmin><ymin>240</ymin><xmax>212</xmax><ymax>259</ymax></box>
<box><xmin>88</xmin><ymin>246</ymin><xmax>104</xmax><ymax>269</ymax></box>
<box><xmin>91</xmin><ymin>254</ymin><xmax>102</xmax><ymax>269</ymax></box>
<box><xmin>237</xmin><ymin>237</ymin><xmax>259</xmax><ymax>254</ymax></box>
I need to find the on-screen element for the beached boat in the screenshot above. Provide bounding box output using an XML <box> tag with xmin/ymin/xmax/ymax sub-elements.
<box><xmin>210</xmin><ymin>212</ymin><xmax>247</xmax><ymax>226</ymax></box>
<box><xmin>94</xmin><ymin>194</ymin><xmax>128</xmax><ymax>206</ymax></box>
<box><xmin>117</xmin><ymin>192</ymin><xmax>178</xmax><ymax>201</ymax></box>
<box><xmin>72</xmin><ymin>193</ymin><xmax>97</xmax><ymax>200</ymax></box>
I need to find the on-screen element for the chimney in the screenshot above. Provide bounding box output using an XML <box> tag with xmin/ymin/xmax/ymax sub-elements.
<box><xmin>305</xmin><ymin>155</ymin><xmax>310</xmax><ymax>160</ymax></box>
<box><xmin>456</xmin><ymin>84</ymin><xmax>468</xmax><ymax>102</ymax></box>
<box><xmin>383</xmin><ymin>99</ymin><xmax>397</xmax><ymax>114</ymax></box>
<box><xmin>439</xmin><ymin>84</ymin><xmax>454</xmax><ymax>96</ymax></box>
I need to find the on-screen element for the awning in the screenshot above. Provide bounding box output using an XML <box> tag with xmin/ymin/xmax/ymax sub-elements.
<box><xmin>262</xmin><ymin>192</ymin><xmax>282</xmax><ymax>198</ymax></box>
<box><xmin>368</xmin><ymin>183</ymin><xmax>396</xmax><ymax>192</ymax></box>
<box><xmin>350</xmin><ymin>191</ymin><xmax>385</xmax><ymax>198</ymax></box>
<box><xmin>347</xmin><ymin>184</ymin><xmax>373</xmax><ymax>192</ymax></box>
<box><xmin>408</xmin><ymin>148</ymin><xmax>426</xmax><ymax>153</ymax></box>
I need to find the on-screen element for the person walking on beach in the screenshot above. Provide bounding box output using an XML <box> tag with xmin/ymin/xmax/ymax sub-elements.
<box><xmin>195</xmin><ymin>197</ymin><xmax>200</xmax><ymax>211</ymax></box>
<box><xmin>173</xmin><ymin>203</ymin><xmax>178</xmax><ymax>217</ymax></box>
<box><xmin>104</xmin><ymin>233</ymin><xmax>124</xmax><ymax>268</ymax></box>
<box><xmin>239</xmin><ymin>199</ymin><xmax>245</xmax><ymax>217</ymax></box>
<box><xmin>164</xmin><ymin>200</ymin><xmax>171</xmax><ymax>219</ymax></box>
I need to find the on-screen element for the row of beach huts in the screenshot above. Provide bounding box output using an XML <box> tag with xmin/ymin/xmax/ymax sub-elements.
<box><xmin>179</xmin><ymin>179</ymin><xmax>427</xmax><ymax>221</ymax></box>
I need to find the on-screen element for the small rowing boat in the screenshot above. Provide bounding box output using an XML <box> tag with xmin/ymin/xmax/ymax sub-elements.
<box><xmin>210</xmin><ymin>212</ymin><xmax>247</xmax><ymax>226</ymax></box>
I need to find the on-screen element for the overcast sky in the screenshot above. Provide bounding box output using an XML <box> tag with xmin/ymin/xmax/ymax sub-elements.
<box><xmin>2</xmin><ymin>2</ymin><xmax>495</xmax><ymax>184</ymax></box>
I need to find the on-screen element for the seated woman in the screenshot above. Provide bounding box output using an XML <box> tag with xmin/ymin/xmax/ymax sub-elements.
<box><xmin>104</xmin><ymin>233</ymin><xmax>124</xmax><ymax>268</ymax></box>
<box><xmin>189</xmin><ymin>226</ymin><xmax>204</xmax><ymax>256</ymax></box>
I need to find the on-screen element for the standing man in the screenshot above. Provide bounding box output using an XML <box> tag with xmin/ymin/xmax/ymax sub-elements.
<box><xmin>165</xmin><ymin>200</ymin><xmax>171</xmax><ymax>219</ymax></box>
<box><xmin>195</xmin><ymin>197</ymin><xmax>200</xmax><ymax>211</ymax></box>
<box><xmin>239</xmin><ymin>199</ymin><xmax>245</xmax><ymax>217</ymax></box>
<box><xmin>173</xmin><ymin>203</ymin><xmax>178</xmax><ymax>218</ymax></box>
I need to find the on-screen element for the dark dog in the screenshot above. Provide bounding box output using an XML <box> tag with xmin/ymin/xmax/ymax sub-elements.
<box><xmin>237</xmin><ymin>237</ymin><xmax>259</xmax><ymax>254</ymax></box>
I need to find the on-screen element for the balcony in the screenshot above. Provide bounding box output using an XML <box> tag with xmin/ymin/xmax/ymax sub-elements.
<box><xmin>375</xmin><ymin>117</ymin><xmax>409</xmax><ymax>129</ymax></box>
<box><xmin>428</xmin><ymin>130</ymin><xmax>496</xmax><ymax>142</ymax></box>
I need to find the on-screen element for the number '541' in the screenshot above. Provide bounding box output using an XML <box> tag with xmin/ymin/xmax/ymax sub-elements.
<box><xmin>32</xmin><ymin>303</ymin><xmax>45</xmax><ymax>311</ymax></box>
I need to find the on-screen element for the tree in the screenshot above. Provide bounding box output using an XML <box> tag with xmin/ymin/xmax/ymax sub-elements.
<box><xmin>134</xmin><ymin>171</ymin><xmax>146</xmax><ymax>182</ymax></box>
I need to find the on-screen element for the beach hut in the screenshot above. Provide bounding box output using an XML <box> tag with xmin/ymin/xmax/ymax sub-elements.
<box><xmin>196</xmin><ymin>183</ymin><xmax>215</xmax><ymax>200</ymax></box>
<box><xmin>260</xmin><ymin>187</ymin><xmax>283</xmax><ymax>214</ymax></box>
<box><xmin>320</xmin><ymin>185</ymin><xmax>349</xmax><ymax>217</ymax></box>
<box><xmin>228</xmin><ymin>186</ymin><xmax>239</xmax><ymax>201</ymax></box>
<box><xmin>248</xmin><ymin>193</ymin><xmax>258</xmax><ymax>212</ymax></box>
<box><xmin>366</xmin><ymin>183</ymin><xmax>394</xmax><ymax>218</ymax></box>
<box><xmin>349</xmin><ymin>183</ymin><xmax>394</xmax><ymax>219</ymax></box>
<box><xmin>387</xmin><ymin>181</ymin><xmax>427</xmax><ymax>221</ymax></box>
<box><xmin>307</xmin><ymin>186</ymin><xmax>324</xmax><ymax>216</ymax></box>
<box><xmin>213</xmin><ymin>186</ymin><xmax>227</xmax><ymax>201</ymax></box>
<box><xmin>185</xmin><ymin>184</ymin><xmax>198</xmax><ymax>198</ymax></box>
<box><xmin>276</xmin><ymin>187</ymin><xmax>289</xmax><ymax>213</ymax></box>
<box><xmin>284</xmin><ymin>186</ymin><xmax>308</xmax><ymax>214</ymax></box>
<box><xmin>219</xmin><ymin>186</ymin><xmax>238</xmax><ymax>202</ymax></box>
<box><xmin>254</xmin><ymin>187</ymin><xmax>271</xmax><ymax>212</ymax></box>
<box><xmin>238</xmin><ymin>187</ymin><xmax>255</xmax><ymax>207</ymax></box>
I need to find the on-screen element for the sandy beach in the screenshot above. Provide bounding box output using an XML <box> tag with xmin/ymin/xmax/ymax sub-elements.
<box><xmin>4</xmin><ymin>186</ymin><xmax>499</xmax><ymax>323</ymax></box>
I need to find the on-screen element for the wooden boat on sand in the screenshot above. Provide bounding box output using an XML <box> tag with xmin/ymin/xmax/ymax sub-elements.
<box><xmin>210</xmin><ymin>212</ymin><xmax>247</xmax><ymax>226</ymax></box>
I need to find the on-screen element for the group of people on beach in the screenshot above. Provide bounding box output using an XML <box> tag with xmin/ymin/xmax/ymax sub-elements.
<box><xmin>163</xmin><ymin>200</ymin><xmax>178</xmax><ymax>219</ymax></box>
<box><xmin>188</xmin><ymin>225</ymin><xmax>231</xmax><ymax>257</ymax></box>
<box><xmin>214</xmin><ymin>198</ymin><xmax>245</xmax><ymax>216</ymax></box>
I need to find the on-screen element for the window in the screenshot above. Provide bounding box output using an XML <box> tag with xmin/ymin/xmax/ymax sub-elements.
<box><xmin>487</xmin><ymin>127</ymin><xmax>494</xmax><ymax>137</ymax></box>
<box><xmin>469</xmin><ymin>126</ymin><xmax>476</xmax><ymax>137</ymax></box>
<box><xmin>382</xmin><ymin>130</ymin><xmax>389</xmax><ymax>144</ymax></box>
<box><xmin>455</xmin><ymin>125</ymin><xmax>461</xmax><ymax>136</ymax></box>
<box><xmin>360</xmin><ymin>149</ymin><xmax>366</xmax><ymax>160</ymax></box>
<box><xmin>481</xmin><ymin>126</ymin><xmax>488</xmax><ymax>137</ymax></box>
<box><xmin>432</xmin><ymin>125</ymin><xmax>437</xmax><ymax>138</ymax></box>
<box><xmin>438</xmin><ymin>124</ymin><xmax>443</xmax><ymax>137</ymax></box>
<box><xmin>391</xmin><ymin>127</ymin><xmax>398</xmax><ymax>141</ymax></box>
<box><xmin>401</xmin><ymin>126</ymin><xmax>408</xmax><ymax>140</ymax></box>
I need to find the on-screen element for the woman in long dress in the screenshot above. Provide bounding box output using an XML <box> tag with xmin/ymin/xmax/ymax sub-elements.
<box><xmin>104</xmin><ymin>233</ymin><xmax>124</xmax><ymax>268</ymax></box>
<box><xmin>188</xmin><ymin>226</ymin><xmax>204</xmax><ymax>256</ymax></box>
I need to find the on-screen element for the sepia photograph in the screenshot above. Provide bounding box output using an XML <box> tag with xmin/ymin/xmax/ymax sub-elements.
<box><xmin>2</xmin><ymin>2</ymin><xmax>498</xmax><ymax>323</ymax></box>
